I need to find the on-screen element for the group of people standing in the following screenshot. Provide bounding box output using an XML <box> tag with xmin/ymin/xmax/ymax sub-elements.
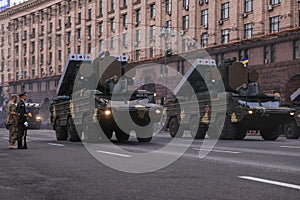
<box><xmin>6</xmin><ymin>91</ymin><xmax>29</xmax><ymax>149</ymax></box>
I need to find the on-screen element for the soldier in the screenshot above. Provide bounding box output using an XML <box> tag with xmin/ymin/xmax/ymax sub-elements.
<box><xmin>105</xmin><ymin>75</ymin><xmax>121</xmax><ymax>94</ymax></box>
<box><xmin>6</xmin><ymin>94</ymin><xmax>18</xmax><ymax>149</ymax></box>
<box><xmin>237</xmin><ymin>83</ymin><xmax>249</xmax><ymax>96</ymax></box>
<box><xmin>17</xmin><ymin>91</ymin><xmax>29</xmax><ymax>149</ymax></box>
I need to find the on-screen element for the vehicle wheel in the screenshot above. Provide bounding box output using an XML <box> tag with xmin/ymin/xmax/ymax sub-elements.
<box><xmin>137</xmin><ymin>137</ymin><xmax>152</xmax><ymax>143</ymax></box>
<box><xmin>208</xmin><ymin>117</ymin><xmax>236</xmax><ymax>140</ymax></box>
<box><xmin>284</xmin><ymin>121</ymin><xmax>300</xmax><ymax>139</ymax></box>
<box><xmin>189</xmin><ymin>116</ymin><xmax>207</xmax><ymax>139</ymax></box>
<box><xmin>115</xmin><ymin>129</ymin><xmax>130</xmax><ymax>142</ymax></box>
<box><xmin>54</xmin><ymin>119</ymin><xmax>67</xmax><ymax>141</ymax></box>
<box><xmin>67</xmin><ymin>117</ymin><xmax>81</xmax><ymax>142</ymax></box>
<box><xmin>235</xmin><ymin>128</ymin><xmax>247</xmax><ymax>140</ymax></box>
<box><xmin>169</xmin><ymin>117</ymin><xmax>184</xmax><ymax>138</ymax></box>
<box><xmin>261</xmin><ymin>128</ymin><xmax>280</xmax><ymax>141</ymax></box>
<box><xmin>83</xmin><ymin>117</ymin><xmax>100</xmax><ymax>143</ymax></box>
<box><xmin>100</xmin><ymin>126</ymin><xmax>113</xmax><ymax>141</ymax></box>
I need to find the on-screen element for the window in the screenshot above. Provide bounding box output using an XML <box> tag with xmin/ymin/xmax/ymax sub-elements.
<box><xmin>221</xmin><ymin>2</ymin><xmax>230</xmax><ymax>19</ymax></box>
<box><xmin>45</xmin><ymin>80</ymin><xmax>50</xmax><ymax>90</ymax></box>
<box><xmin>122</xmin><ymin>0</ymin><xmax>128</xmax><ymax>7</ymax></box>
<box><xmin>201</xmin><ymin>9</ymin><xmax>208</xmax><ymax>26</ymax></box>
<box><xmin>110</xmin><ymin>18</ymin><xmax>115</xmax><ymax>31</ymax></box>
<box><xmin>270</xmin><ymin>0</ymin><xmax>281</xmax><ymax>5</ymax></box>
<box><xmin>40</xmin><ymin>54</ymin><xmax>44</xmax><ymax>64</ymax></box>
<box><xmin>37</xmin><ymin>82</ymin><xmax>41</xmax><ymax>91</ymax></box>
<box><xmin>99</xmin><ymin>40</ymin><xmax>104</xmax><ymax>51</ymax></box>
<box><xmin>58</xmin><ymin>19</ymin><xmax>62</xmax><ymax>28</ymax></box>
<box><xmin>88</xmin><ymin>43</ymin><xmax>91</xmax><ymax>53</ymax></box>
<box><xmin>293</xmin><ymin>41</ymin><xmax>299</xmax><ymax>59</ymax></box>
<box><xmin>244</xmin><ymin>0</ymin><xmax>253</xmax><ymax>13</ymax></box>
<box><xmin>136</xmin><ymin>9</ymin><xmax>141</xmax><ymax>23</ymax></box>
<box><xmin>270</xmin><ymin>16</ymin><xmax>280</xmax><ymax>33</ymax></box>
<box><xmin>58</xmin><ymin>50</ymin><xmax>62</xmax><ymax>61</ymax></box>
<box><xmin>201</xmin><ymin>33</ymin><xmax>208</xmax><ymax>47</ymax></box>
<box><xmin>87</xmin><ymin>26</ymin><xmax>92</xmax><ymax>38</ymax></box>
<box><xmin>150</xmin><ymin>4</ymin><xmax>156</xmax><ymax>19</ymax></box>
<box><xmin>31</xmin><ymin>41</ymin><xmax>35</xmax><ymax>53</ymax></box>
<box><xmin>88</xmin><ymin>9</ymin><xmax>92</xmax><ymax>20</ymax></box>
<box><xmin>150</xmin><ymin>26</ymin><xmax>155</xmax><ymax>41</ymax></box>
<box><xmin>48</xmin><ymin>52</ymin><xmax>52</xmax><ymax>64</ymax></box>
<box><xmin>135</xmin><ymin>49</ymin><xmax>140</xmax><ymax>60</ymax></box>
<box><xmin>122</xmin><ymin>33</ymin><xmax>128</xmax><ymax>47</ymax></box>
<box><xmin>244</xmin><ymin>23</ymin><xmax>253</xmax><ymax>39</ymax></box>
<box><xmin>166</xmin><ymin>20</ymin><xmax>172</xmax><ymax>33</ymax></box>
<box><xmin>221</xmin><ymin>29</ymin><xmax>230</xmax><ymax>43</ymax></box>
<box><xmin>23</xmin><ymin>44</ymin><xmax>27</xmax><ymax>55</ymax></box>
<box><xmin>111</xmin><ymin>0</ymin><xmax>115</xmax><ymax>11</ymax></box>
<box><xmin>99</xmin><ymin>0</ymin><xmax>103</xmax><ymax>16</ymax></box>
<box><xmin>182</xmin><ymin>15</ymin><xmax>189</xmax><ymax>30</ymax></box>
<box><xmin>96</xmin><ymin>23</ymin><xmax>102</xmax><ymax>37</ymax></box>
<box><xmin>136</xmin><ymin>29</ymin><xmax>141</xmax><ymax>43</ymax></box>
<box><xmin>183</xmin><ymin>0</ymin><xmax>189</xmax><ymax>8</ymax></box>
<box><xmin>31</xmin><ymin>56</ymin><xmax>35</xmax><ymax>66</ymax></box>
<box><xmin>49</xmin><ymin>23</ymin><xmax>53</xmax><ymax>32</ymax></box>
<box><xmin>31</xmin><ymin>70</ymin><xmax>35</xmax><ymax>78</ymax></box>
<box><xmin>150</xmin><ymin>46</ymin><xmax>155</xmax><ymax>58</ymax></box>
<box><xmin>78</xmin><ymin>13</ymin><xmax>81</xmax><ymax>24</ymax></box>
<box><xmin>122</xmin><ymin>14</ymin><xmax>128</xmax><ymax>28</ymax></box>
<box><xmin>110</xmin><ymin>37</ymin><xmax>115</xmax><ymax>48</ymax></box>
<box><xmin>166</xmin><ymin>0</ymin><xmax>172</xmax><ymax>15</ymax></box>
<box><xmin>182</xmin><ymin>39</ymin><xmax>188</xmax><ymax>52</ymax></box>
<box><xmin>67</xmin><ymin>32</ymin><xmax>71</xmax><ymax>43</ymax></box>
<box><xmin>77</xmin><ymin>45</ymin><xmax>81</xmax><ymax>54</ymax></box>
<box><xmin>270</xmin><ymin>44</ymin><xmax>276</xmax><ymax>63</ymax></box>
<box><xmin>263</xmin><ymin>46</ymin><xmax>269</xmax><ymax>60</ymax></box>
<box><xmin>41</xmin><ymin>25</ymin><xmax>44</xmax><ymax>34</ymax></box>
<box><xmin>24</xmin><ymin>57</ymin><xmax>27</xmax><ymax>67</ymax></box>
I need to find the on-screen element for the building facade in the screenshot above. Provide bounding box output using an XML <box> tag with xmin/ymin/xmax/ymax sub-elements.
<box><xmin>0</xmin><ymin>0</ymin><xmax>299</xmax><ymax>103</ymax></box>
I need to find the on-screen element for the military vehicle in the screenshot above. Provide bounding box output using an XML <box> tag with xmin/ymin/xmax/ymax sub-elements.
<box><xmin>164</xmin><ymin>58</ymin><xmax>295</xmax><ymax>140</ymax></box>
<box><xmin>50</xmin><ymin>54</ymin><xmax>162</xmax><ymax>143</ymax></box>
<box><xmin>284</xmin><ymin>88</ymin><xmax>300</xmax><ymax>139</ymax></box>
<box><xmin>26</xmin><ymin>103</ymin><xmax>43</xmax><ymax>129</ymax></box>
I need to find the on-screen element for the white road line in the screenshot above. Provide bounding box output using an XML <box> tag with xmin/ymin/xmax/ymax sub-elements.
<box><xmin>47</xmin><ymin>143</ymin><xmax>65</xmax><ymax>147</ymax></box>
<box><xmin>280</xmin><ymin>146</ymin><xmax>300</xmax><ymax>149</ymax></box>
<box><xmin>193</xmin><ymin>148</ymin><xmax>241</xmax><ymax>154</ymax></box>
<box><xmin>239</xmin><ymin>176</ymin><xmax>300</xmax><ymax>190</ymax></box>
<box><xmin>2</xmin><ymin>137</ymin><xmax>9</xmax><ymax>140</ymax></box>
<box><xmin>96</xmin><ymin>150</ymin><xmax>132</xmax><ymax>158</ymax></box>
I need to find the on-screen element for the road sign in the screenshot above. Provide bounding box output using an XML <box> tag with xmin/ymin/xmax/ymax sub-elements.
<box><xmin>0</xmin><ymin>0</ymin><xmax>10</xmax><ymax>10</ymax></box>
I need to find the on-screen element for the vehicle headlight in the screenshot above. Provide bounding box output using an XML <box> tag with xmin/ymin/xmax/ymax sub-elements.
<box><xmin>155</xmin><ymin>109</ymin><xmax>161</xmax><ymax>114</ymax></box>
<box><xmin>248</xmin><ymin>110</ymin><xmax>254</xmax><ymax>115</ymax></box>
<box><xmin>104</xmin><ymin>110</ymin><xmax>111</xmax><ymax>116</ymax></box>
<box><xmin>290</xmin><ymin>111</ymin><xmax>295</xmax><ymax>116</ymax></box>
<box><xmin>36</xmin><ymin>116</ymin><xmax>42</xmax><ymax>120</ymax></box>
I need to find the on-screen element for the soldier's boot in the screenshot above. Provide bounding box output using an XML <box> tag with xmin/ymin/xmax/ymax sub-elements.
<box><xmin>23</xmin><ymin>143</ymin><xmax>27</xmax><ymax>149</ymax></box>
<box><xmin>17</xmin><ymin>141</ymin><xmax>24</xmax><ymax>149</ymax></box>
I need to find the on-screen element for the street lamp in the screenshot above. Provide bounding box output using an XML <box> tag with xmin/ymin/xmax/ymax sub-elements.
<box><xmin>159</xmin><ymin>24</ymin><xmax>175</xmax><ymax>104</ymax></box>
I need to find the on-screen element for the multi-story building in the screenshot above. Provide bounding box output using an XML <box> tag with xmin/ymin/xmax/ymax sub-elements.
<box><xmin>0</xmin><ymin>0</ymin><xmax>299</xmax><ymax>104</ymax></box>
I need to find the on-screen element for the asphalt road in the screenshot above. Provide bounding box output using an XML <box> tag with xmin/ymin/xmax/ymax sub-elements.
<box><xmin>0</xmin><ymin>129</ymin><xmax>299</xmax><ymax>200</ymax></box>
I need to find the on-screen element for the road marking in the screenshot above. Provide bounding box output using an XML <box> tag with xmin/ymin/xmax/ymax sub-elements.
<box><xmin>47</xmin><ymin>143</ymin><xmax>65</xmax><ymax>147</ymax></box>
<box><xmin>239</xmin><ymin>176</ymin><xmax>300</xmax><ymax>190</ymax></box>
<box><xmin>97</xmin><ymin>150</ymin><xmax>132</xmax><ymax>158</ymax></box>
<box><xmin>193</xmin><ymin>148</ymin><xmax>241</xmax><ymax>154</ymax></box>
<box><xmin>280</xmin><ymin>146</ymin><xmax>300</xmax><ymax>149</ymax></box>
<box><xmin>2</xmin><ymin>137</ymin><xmax>9</xmax><ymax>140</ymax></box>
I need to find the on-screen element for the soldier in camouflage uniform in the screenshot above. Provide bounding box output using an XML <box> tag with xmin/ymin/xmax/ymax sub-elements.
<box><xmin>6</xmin><ymin>94</ymin><xmax>18</xmax><ymax>149</ymax></box>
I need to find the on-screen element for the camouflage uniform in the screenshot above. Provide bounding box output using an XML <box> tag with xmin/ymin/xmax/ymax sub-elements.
<box><xmin>6</xmin><ymin>100</ymin><xmax>18</xmax><ymax>146</ymax></box>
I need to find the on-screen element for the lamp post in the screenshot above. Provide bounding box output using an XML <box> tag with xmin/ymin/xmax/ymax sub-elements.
<box><xmin>159</xmin><ymin>24</ymin><xmax>175</xmax><ymax>103</ymax></box>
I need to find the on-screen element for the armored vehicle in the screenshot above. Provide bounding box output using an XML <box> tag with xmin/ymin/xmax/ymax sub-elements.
<box><xmin>26</xmin><ymin>103</ymin><xmax>43</xmax><ymax>129</ymax></box>
<box><xmin>284</xmin><ymin>88</ymin><xmax>300</xmax><ymax>139</ymax></box>
<box><xmin>164</xmin><ymin>58</ymin><xmax>295</xmax><ymax>140</ymax></box>
<box><xmin>50</xmin><ymin>54</ymin><xmax>162</xmax><ymax>143</ymax></box>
